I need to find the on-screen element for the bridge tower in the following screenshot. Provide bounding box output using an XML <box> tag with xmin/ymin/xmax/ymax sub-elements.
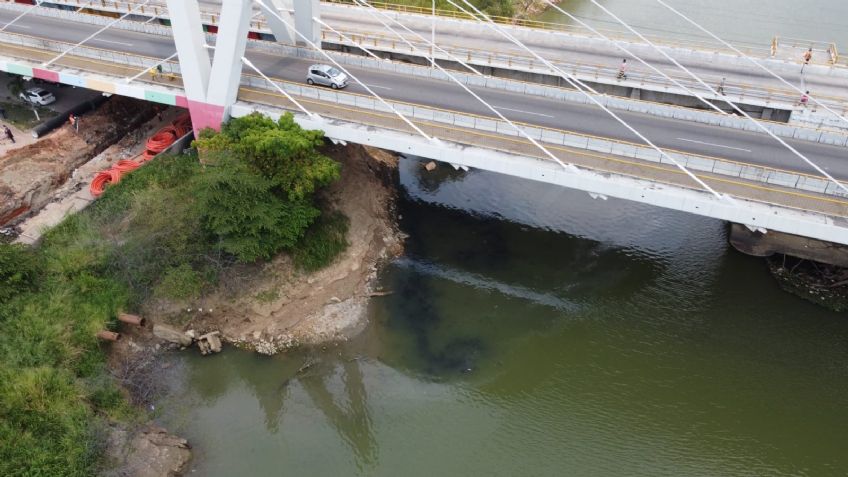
<box><xmin>165</xmin><ymin>0</ymin><xmax>321</xmax><ymax>135</ymax></box>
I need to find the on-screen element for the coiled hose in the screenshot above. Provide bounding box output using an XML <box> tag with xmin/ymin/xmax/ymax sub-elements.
<box><xmin>90</xmin><ymin>113</ymin><xmax>192</xmax><ymax>197</ymax></box>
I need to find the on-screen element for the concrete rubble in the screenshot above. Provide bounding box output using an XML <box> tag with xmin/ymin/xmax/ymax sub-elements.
<box><xmin>151</xmin><ymin>323</ymin><xmax>223</xmax><ymax>356</ymax></box>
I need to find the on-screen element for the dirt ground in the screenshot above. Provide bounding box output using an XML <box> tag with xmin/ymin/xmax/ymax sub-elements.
<box><xmin>150</xmin><ymin>144</ymin><xmax>404</xmax><ymax>354</ymax></box>
<box><xmin>0</xmin><ymin>97</ymin><xmax>156</xmax><ymax>226</ymax></box>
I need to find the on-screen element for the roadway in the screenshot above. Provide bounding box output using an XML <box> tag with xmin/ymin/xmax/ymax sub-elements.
<box><xmin>1</xmin><ymin>8</ymin><xmax>847</xmax><ymax>181</ymax></box>
<box><xmin>69</xmin><ymin>0</ymin><xmax>848</xmax><ymax>102</ymax></box>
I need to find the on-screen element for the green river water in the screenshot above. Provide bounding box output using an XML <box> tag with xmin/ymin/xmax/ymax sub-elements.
<box><xmin>156</xmin><ymin>158</ymin><xmax>848</xmax><ymax>476</ymax></box>
<box><xmin>154</xmin><ymin>2</ymin><xmax>848</xmax><ymax>474</ymax></box>
<box><xmin>534</xmin><ymin>0</ymin><xmax>848</xmax><ymax>51</ymax></box>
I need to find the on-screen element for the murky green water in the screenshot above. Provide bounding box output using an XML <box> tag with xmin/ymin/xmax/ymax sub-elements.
<box><xmin>156</xmin><ymin>158</ymin><xmax>848</xmax><ymax>476</ymax></box>
<box><xmin>534</xmin><ymin>0</ymin><xmax>848</xmax><ymax>51</ymax></box>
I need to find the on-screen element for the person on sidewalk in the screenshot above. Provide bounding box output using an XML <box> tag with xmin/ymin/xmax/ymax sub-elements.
<box><xmin>69</xmin><ymin>113</ymin><xmax>79</xmax><ymax>132</ymax></box>
<box><xmin>799</xmin><ymin>90</ymin><xmax>810</xmax><ymax>107</ymax></box>
<box><xmin>617</xmin><ymin>59</ymin><xmax>628</xmax><ymax>81</ymax></box>
<box><xmin>801</xmin><ymin>48</ymin><xmax>813</xmax><ymax>73</ymax></box>
<box><xmin>3</xmin><ymin>125</ymin><xmax>14</xmax><ymax>144</ymax></box>
<box><xmin>717</xmin><ymin>77</ymin><xmax>726</xmax><ymax>95</ymax></box>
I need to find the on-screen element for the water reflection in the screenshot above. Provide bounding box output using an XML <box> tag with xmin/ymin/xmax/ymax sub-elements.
<box><xmin>300</xmin><ymin>358</ymin><xmax>377</xmax><ymax>470</ymax></box>
<box><xmin>155</xmin><ymin>159</ymin><xmax>848</xmax><ymax>476</ymax></box>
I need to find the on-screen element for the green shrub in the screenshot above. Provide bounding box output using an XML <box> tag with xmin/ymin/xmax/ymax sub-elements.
<box><xmin>292</xmin><ymin>211</ymin><xmax>350</xmax><ymax>272</ymax></box>
<box><xmin>193</xmin><ymin>113</ymin><xmax>340</xmax><ymax>262</ymax></box>
<box><xmin>156</xmin><ymin>263</ymin><xmax>204</xmax><ymax>300</ymax></box>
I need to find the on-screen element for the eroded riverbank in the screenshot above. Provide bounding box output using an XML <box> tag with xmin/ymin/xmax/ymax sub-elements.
<box><xmin>149</xmin><ymin>157</ymin><xmax>848</xmax><ymax>476</ymax></box>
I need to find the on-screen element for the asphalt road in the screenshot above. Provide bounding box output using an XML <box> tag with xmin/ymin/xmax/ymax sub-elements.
<box><xmin>161</xmin><ymin>0</ymin><xmax>848</xmax><ymax>99</ymax></box>
<box><xmin>1</xmin><ymin>9</ymin><xmax>846</xmax><ymax>180</ymax></box>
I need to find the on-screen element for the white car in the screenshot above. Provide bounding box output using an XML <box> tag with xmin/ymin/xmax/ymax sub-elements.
<box><xmin>306</xmin><ymin>64</ymin><xmax>349</xmax><ymax>89</ymax></box>
<box><xmin>19</xmin><ymin>87</ymin><xmax>56</xmax><ymax>106</ymax></box>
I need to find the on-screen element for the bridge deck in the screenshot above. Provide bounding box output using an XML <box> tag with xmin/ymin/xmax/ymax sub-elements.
<box><xmin>2</xmin><ymin>39</ymin><xmax>846</xmax><ymax>223</ymax></box>
<box><xmin>32</xmin><ymin>0</ymin><xmax>848</xmax><ymax>114</ymax></box>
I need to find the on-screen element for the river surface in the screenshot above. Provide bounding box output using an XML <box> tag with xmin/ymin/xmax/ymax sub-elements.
<box><xmin>155</xmin><ymin>157</ymin><xmax>848</xmax><ymax>476</ymax></box>
<box><xmin>534</xmin><ymin>0</ymin><xmax>848</xmax><ymax>51</ymax></box>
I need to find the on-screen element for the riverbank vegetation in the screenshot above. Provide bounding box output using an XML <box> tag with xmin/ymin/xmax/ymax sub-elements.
<box><xmin>0</xmin><ymin>113</ymin><xmax>345</xmax><ymax>475</ymax></box>
<box><xmin>372</xmin><ymin>0</ymin><xmax>559</xmax><ymax>18</ymax></box>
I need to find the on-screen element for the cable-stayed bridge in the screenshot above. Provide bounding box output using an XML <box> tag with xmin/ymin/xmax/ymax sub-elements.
<box><xmin>2</xmin><ymin>0</ymin><xmax>848</xmax><ymax>263</ymax></box>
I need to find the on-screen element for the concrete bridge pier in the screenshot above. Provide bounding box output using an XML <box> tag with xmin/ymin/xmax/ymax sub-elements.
<box><xmin>166</xmin><ymin>0</ymin><xmax>321</xmax><ymax>134</ymax></box>
<box><xmin>729</xmin><ymin>223</ymin><xmax>848</xmax><ymax>268</ymax></box>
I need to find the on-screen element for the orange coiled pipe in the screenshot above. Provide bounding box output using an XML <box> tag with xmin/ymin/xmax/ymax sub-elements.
<box><xmin>172</xmin><ymin>114</ymin><xmax>193</xmax><ymax>137</ymax></box>
<box><xmin>89</xmin><ymin>110</ymin><xmax>191</xmax><ymax>197</ymax></box>
<box><xmin>142</xmin><ymin>126</ymin><xmax>178</xmax><ymax>160</ymax></box>
<box><xmin>114</xmin><ymin>159</ymin><xmax>141</xmax><ymax>172</ymax></box>
<box><xmin>90</xmin><ymin>169</ymin><xmax>122</xmax><ymax>197</ymax></box>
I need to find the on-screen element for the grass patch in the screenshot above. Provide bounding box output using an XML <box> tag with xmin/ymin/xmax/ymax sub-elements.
<box><xmin>0</xmin><ymin>113</ymin><xmax>346</xmax><ymax>475</ymax></box>
<box><xmin>0</xmin><ymin>101</ymin><xmax>57</xmax><ymax>130</ymax></box>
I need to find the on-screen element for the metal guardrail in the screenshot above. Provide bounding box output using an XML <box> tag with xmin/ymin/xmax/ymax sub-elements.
<box><xmin>34</xmin><ymin>0</ymin><xmax>844</xmax><ymax>67</ymax></box>
<box><xmin>21</xmin><ymin>0</ymin><xmax>848</xmax><ymax>120</ymax></box>
<box><xmin>1</xmin><ymin>27</ymin><xmax>845</xmax><ymax>204</ymax></box>
<box><xmin>322</xmin><ymin>28</ymin><xmax>848</xmax><ymax>114</ymax></box>
<box><xmin>6</xmin><ymin>1</ymin><xmax>848</xmax><ymax>140</ymax></box>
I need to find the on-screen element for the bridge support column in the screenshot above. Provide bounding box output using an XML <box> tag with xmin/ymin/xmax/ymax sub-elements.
<box><xmin>166</xmin><ymin>0</ymin><xmax>211</xmax><ymax>134</ymax></box>
<box><xmin>293</xmin><ymin>0</ymin><xmax>321</xmax><ymax>47</ymax></box>
<box><xmin>258</xmin><ymin>0</ymin><xmax>295</xmax><ymax>45</ymax></box>
<box><xmin>729</xmin><ymin>223</ymin><xmax>848</xmax><ymax>267</ymax></box>
<box><xmin>166</xmin><ymin>0</ymin><xmax>252</xmax><ymax>135</ymax></box>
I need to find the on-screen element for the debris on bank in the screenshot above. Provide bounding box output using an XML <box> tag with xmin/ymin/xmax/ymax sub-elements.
<box><xmin>153</xmin><ymin>323</ymin><xmax>224</xmax><ymax>356</ymax></box>
<box><xmin>768</xmin><ymin>254</ymin><xmax>848</xmax><ymax>312</ymax></box>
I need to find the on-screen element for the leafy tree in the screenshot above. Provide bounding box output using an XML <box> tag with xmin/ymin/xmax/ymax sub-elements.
<box><xmin>193</xmin><ymin>113</ymin><xmax>340</xmax><ymax>262</ymax></box>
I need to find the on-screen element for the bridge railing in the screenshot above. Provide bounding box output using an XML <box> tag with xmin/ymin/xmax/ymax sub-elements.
<box><xmin>13</xmin><ymin>0</ymin><xmax>848</xmax><ymax>120</ymax></box>
<box><xmin>32</xmin><ymin>0</ymin><xmax>832</xmax><ymax>64</ymax></box>
<box><xmin>323</xmin><ymin>27</ymin><xmax>848</xmax><ymax>116</ymax></box>
<box><xmin>1</xmin><ymin>28</ymin><xmax>846</xmax><ymax>203</ymax></box>
<box><xmin>239</xmin><ymin>72</ymin><xmax>848</xmax><ymax>200</ymax></box>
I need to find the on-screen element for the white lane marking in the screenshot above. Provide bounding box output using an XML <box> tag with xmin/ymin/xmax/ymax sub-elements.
<box><xmin>11</xmin><ymin>25</ymin><xmax>30</xmax><ymax>29</ymax></box>
<box><xmin>364</xmin><ymin>83</ymin><xmax>392</xmax><ymax>90</ymax></box>
<box><xmin>676</xmin><ymin>137</ymin><xmax>752</xmax><ymax>153</ymax></box>
<box><xmin>92</xmin><ymin>39</ymin><xmax>134</xmax><ymax>47</ymax></box>
<box><xmin>494</xmin><ymin>106</ymin><xmax>554</xmax><ymax>118</ymax></box>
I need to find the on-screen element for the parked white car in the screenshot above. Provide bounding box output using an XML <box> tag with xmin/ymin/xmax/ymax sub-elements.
<box><xmin>306</xmin><ymin>64</ymin><xmax>349</xmax><ymax>89</ymax></box>
<box><xmin>19</xmin><ymin>87</ymin><xmax>56</xmax><ymax>106</ymax></box>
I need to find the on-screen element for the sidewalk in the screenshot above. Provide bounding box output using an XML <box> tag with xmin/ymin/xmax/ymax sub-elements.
<box><xmin>0</xmin><ymin>121</ymin><xmax>35</xmax><ymax>156</ymax></box>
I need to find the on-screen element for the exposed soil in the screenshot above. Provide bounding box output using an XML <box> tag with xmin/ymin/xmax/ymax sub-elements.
<box><xmin>516</xmin><ymin>0</ymin><xmax>564</xmax><ymax>18</ymax></box>
<box><xmin>145</xmin><ymin>143</ymin><xmax>404</xmax><ymax>354</ymax></box>
<box><xmin>0</xmin><ymin>96</ymin><xmax>156</xmax><ymax>226</ymax></box>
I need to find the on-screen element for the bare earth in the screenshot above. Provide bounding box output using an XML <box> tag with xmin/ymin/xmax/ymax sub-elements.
<box><xmin>150</xmin><ymin>143</ymin><xmax>404</xmax><ymax>354</ymax></box>
<box><xmin>0</xmin><ymin>97</ymin><xmax>155</xmax><ymax>226</ymax></box>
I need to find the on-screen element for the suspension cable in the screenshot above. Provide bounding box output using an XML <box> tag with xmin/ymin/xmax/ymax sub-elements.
<box><xmin>540</xmin><ymin>0</ymin><xmax>727</xmax><ymax>116</ymax></box>
<box><xmin>585</xmin><ymin>0</ymin><xmax>848</xmax><ymax>194</ymax></box>
<box><xmin>448</xmin><ymin>0</ymin><xmax>727</xmax><ymax>201</ymax></box>
<box><xmin>254</xmin><ymin>0</ymin><xmax>434</xmax><ymax>141</ymax></box>
<box><xmin>43</xmin><ymin>0</ymin><xmax>151</xmax><ymax>67</ymax></box>
<box><xmin>351</xmin><ymin>0</ymin><xmax>571</xmax><ymax>169</ymax></box>
<box><xmin>655</xmin><ymin>0</ymin><xmax>848</xmax><ymax>128</ymax></box>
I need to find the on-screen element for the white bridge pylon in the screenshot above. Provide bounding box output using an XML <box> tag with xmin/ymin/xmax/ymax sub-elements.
<box><xmin>164</xmin><ymin>0</ymin><xmax>321</xmax><ymax>133</ymax></box>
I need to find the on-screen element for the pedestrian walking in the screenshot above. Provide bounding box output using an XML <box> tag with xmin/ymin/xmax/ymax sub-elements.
<box><xmin>717</xmin><ymin>77</ymin><xmax>726</xmax><ymax>95</ymax></box>
<box><xmin>3</xmin><ymin>125</ymin><xmax>14</xmax><ymax>144</ymax></box>
<box><xmin>800</xmin><ymin>90</ymin><xmax>810</xmax><ymax>107</ymax></box>
<box><xmin>617</xmin><ymin>59</ymin><xmax>627</xmax><ymax>81</ymax></box>
<box><xmin>801</xmin><ymin>48</ymin><xmax>813</xmax><ymax>73</ymax></box>
<box><xmin>69</xmin><ymin>113</ymin><xmax>79</xmax><ymax>132</ymax></box>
